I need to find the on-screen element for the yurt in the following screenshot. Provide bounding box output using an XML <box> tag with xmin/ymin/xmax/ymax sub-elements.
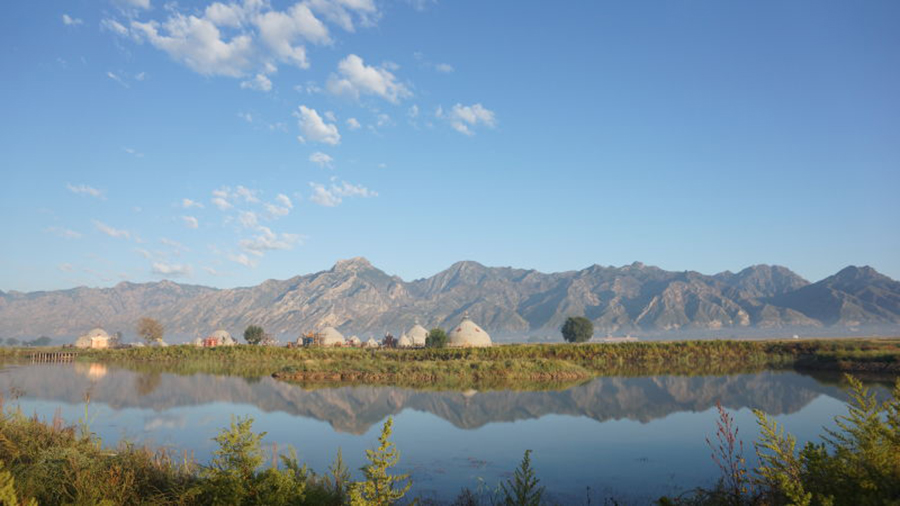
<box><xmin>75</xmin><ymin>328</ymin><xmax>110</xmax><ymax>349</ymax></box>
<box><xmin>365</xmin><ymin>338</ymin><xmax>379</xmax><ymax>348</ymax></box>
<box><xmin>209</xmin><ymin>329</ymin><xmax>236</xmax><ymax>346</ymax></box>
<box><xmin>397</xmin><ymin>334</ymin><xmax>412</xmax><ymax>348</ymax></box>
<box><xmin>407</xmin><ymin>324</ymin><xmax>428</xmax><ymax>347</ymax></box>
<box><xmin>347</xmin><ymin>335</ymin><xmax>362</xmax><ymax>347</ymax></box>
<box><xmin>448</xmin><ymin>315</ymin><xmax>492</xmax><ymax>348</ymax></box>
<box><xmin>320</xmin><ymin>327</ymin><xmax>345</xmax><ymax>347</ymax></box>
<box><xmin>192</xmin><ymin>338</ymin><xmax>204</xmax><ymax>347</ymax></box>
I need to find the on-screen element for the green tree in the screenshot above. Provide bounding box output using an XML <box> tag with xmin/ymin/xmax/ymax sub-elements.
<box><xmin>425</xmin><ymin>328</ymin><xmax>448</xmax><ymax>348</ymax></box>
<box><xmin>561</xmin><ymin>316</ymin><xmax>593</xmax><ymax>343</ymax></box>
<box><xmin>325</xmin><ymin>448</ymin><xmax>352</xmax><ymax>502</ymax></box>
<box><xmin>201</xmin><ymin>416</ymin><xmax>266</xmax><ymax>503</ymax></box>
<box><xmin>244</xmin><ymin>325</ymin><xmax>266</xmax><ymax>345</ymax></box>
<box><xmin>137</xmin><ymin>317</ymin><xmax>164</xmax><ymax>344</ymax></box>
<box><xmin>500</xmin><ymin>450</ymin><xmax>545</xmax><ymax>506</ymax></box>
<box><xmin>350</xmin><ymin>417</ymin><xmax>412</xmax><ymax>506</ymax></box>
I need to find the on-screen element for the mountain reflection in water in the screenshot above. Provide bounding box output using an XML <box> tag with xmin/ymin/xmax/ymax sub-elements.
<box><xmin>0</xmin><ymin>363</ymin><xmax>860</xmax><ymax>434</ymax></box>
<box><xmin>0</xmin><ymin>362</ymin><xmax>890</xmax><ymax>502</ymax></box>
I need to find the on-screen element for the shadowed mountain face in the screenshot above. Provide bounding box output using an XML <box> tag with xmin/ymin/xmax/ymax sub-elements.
<box><xmin>0</xmin><ymin>363</ymin><xmax>855</xmax><ymax>434</ymax></box>
<box><xmin>1</xmin><ymin>259</ymin><xmax>899</xmax><ymax>339</ymax></box>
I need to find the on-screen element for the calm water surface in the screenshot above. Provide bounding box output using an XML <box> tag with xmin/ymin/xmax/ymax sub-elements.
<box><xmin>0</xmin><ymin>363</ymin><xmax>889</xmax><ymax>503</ymax></box>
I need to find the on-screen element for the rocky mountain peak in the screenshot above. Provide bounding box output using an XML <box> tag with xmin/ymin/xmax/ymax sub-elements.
<box><xmin>332</xmin><ymin>257</ymin><xmax>374</xmax><ymax>273</ymax></box>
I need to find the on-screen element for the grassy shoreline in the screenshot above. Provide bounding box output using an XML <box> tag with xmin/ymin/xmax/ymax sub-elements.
<box><xmin>1</xmin><ymin>338</ymin><xmax>898</xmax><ymax>389</ymax></box>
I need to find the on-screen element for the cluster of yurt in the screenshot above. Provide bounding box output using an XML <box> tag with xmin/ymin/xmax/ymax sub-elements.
<box><xmin>396</xmin><ymin>323</ymin><xmax>428</xmax><ymax>348</ymax></box>
<box><xmin>192</xmin><ymin>329</ymin><xmax>237</xmax><ymax>347</ymax></box>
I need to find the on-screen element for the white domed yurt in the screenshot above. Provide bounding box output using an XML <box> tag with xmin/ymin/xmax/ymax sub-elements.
<box><xmin>347</xmin><ymin>335</ymin><xmax>362</xmax><ymax>347</ymax></box>
<box><xmin>448</xmin><ymin>315</ymin><xmax>492</xmax><ymax>348</ymax></box>
<box><xmin>365</xmin><ymin>338</ymin><xmax>379</xmax><ymax>348</ymax></box>
<box><xmin>75</xmin><ymin>328</ymin><xmax>111</xmax><ymax>349</ymax></box>
<box><xmin>397</xmin><ymin>334</ymin><xmax>413</xmax><ymax>348</ymax></box>
<box><xmin>406</xmin><ymin>324</ymin><xmax>428</xmax><ymax>347</ymax></box>
<box><xmin>192</xmin><ymin>338</ymin><xmax>204</xmax><ymax>347</ymax></box>
<box><xmin>320</xmin><ymin>327</ymin><xmax>346</xmax><ymax>347</ymax></box>
<box><xmin>210</xmin><ymin>329</ymin><xmax>236</xmax><ymax>346</ymax></box>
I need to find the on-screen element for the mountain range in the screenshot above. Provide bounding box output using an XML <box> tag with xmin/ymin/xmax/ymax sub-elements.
<box><xmin>1</xmin><ymin>258</ymin><xmax>899</xmax><ymax>341</ymax></box>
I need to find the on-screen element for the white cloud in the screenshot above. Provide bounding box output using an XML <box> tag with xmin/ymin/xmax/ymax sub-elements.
<box><xmin>309</xmin><ymin>180</ymin><xmax>377</xmax><ymax>207</ymax></box>
<box><xmin>131</xmin><ymin>14</ymin><xmax>255</xmax><ymax>77</ymax></box>
<box><xmin>435</xmin><ymin>62</ymin><xmax>454</xmax><ymax>73</ymax></box>
<box><xmin>202</xmin><ymin>266</ymin><xmax>220</xmax><ymax>275</ymax></box>
<box><xmin>408</xmin><ymin>104</ymin><xmax>419</xmax><ymax>118</ymax></box>
<box><xmin>240</xmin><ymin>226</ymin><xmax>300</xmax><ymax>253</ymax></box>
<box><xmin>93</xmin><ymin>220</ymin><xmax>131</xmax><ymax>239</ymax></box>
<box><xmin>101</xmin><ymin>18</ymin><xmax>129</xmax><ymax>36</ymax></box>
<box><xmin>237</xmin><ymin>111</ymin><xmax>254</xmax><ymax>123</ymax></box>
<box><xmin>238</xmin><ymin>210</ymin><xmax>258</xmax><ymax>228</ymax></box>
<box><xmin>375</xmin><ymin>113</ymin><xmax>392</xmax><ymax>127</ymax></box>
<box><xmin>346</xmin><ymin>117</ymin><xmax>361</xmax><ymax>130</ymax></box>
<box><xmin>182</xmin><ymin>215</ymin><xmax>199</xmax><ymax>229</ymax></box>
<box><xmin>62</xmin><ymin>14</ymin><xmax>83</xmax><ymax>26</ymax></box>
<box><xmin>107</xmin><ymin>1</ymin><xmax>385</xmax><ymax>90</ymax></box>
<box><xmin>115</xmin><ymin>0</ymin><xmax>151</xmax><ymax>10</ymax></box>
<box><xmin>107</xmin><ymin>71</ymin><xmax>129</xmax><ymax>88</ymax></box>
<box><xmin>211</xmin><ymin>187</ymin><xmax>233</xmax><ymax>210</ymax></box>
<box><xmin>309</xmin><ymin>151</ymin><xmax>334</xmax><ymax>168</ymax></box>
<box><xmin>326</xmin><ymin>54</ymin><xmax>411</xmax><ymax>103</ymax></box>
<box><xmin>240</xmin><ymin>73</ymin><xmax>272</xmax><ymax>92</ymax></box>
<box><xmin>151</xmin><ymin>262</ymin><xmax>194</xmax><ymax>277</ymax></box>
<box><xmin>182</xmin><ymin>198</ymin><xmax>204</xmax><ymax>209</ymax></box>
<box><xmin>58</xmin><ymin>263</ymin><xmax>75</xmax><ymax>272</ymax></box>
<box><xmin>264</xmin><ymin>193</ymin><xmax>292</xmax><ymax>217</ymax></box>
<box><xmin>135</xmin><ymin>72</ymin><xmax>146</xmax><ymax>81</ymax></box>
<box><xmin>296</xmin><ymin>105</ymin><xmax>340</xmax><ymax>145</ymax></box>
<box><xmin>67</xmin><ymin>183</ymin><xmax>104</xmax><ymax>199</ymax></box>
<box><xmin>235</xmin><ymin>185</ymin><xmax>260</xmax><ymax>203</ymax></box>
<box><xmin>228</xmin><ymin>252</ymin><xmax>258</xmax><ymax>268</ymax></box>
<box><xmin>255</xmin><ymin>3</ymin><xmax>330</xmax><ymax>69</ymax></box>
<box><xmin>276</xmin><ymin>193</ymin><xmax>292</xmax><ymax>208</ymax></box>
<box><xmin>46</xmin><ymin>227</ymin><xmax>83</xmax><ymax>239</ymax></box>
<box><xmin>160</xmin><ymin>237</ymin><xmax>190</xmax><ymax>252</ymax></box>
<box><xmin>307</xmin><ymin>0</ymin><xmax>379</xmax><ymax>32</ymax></box>
<box><xmin>123</xmin><ymin>147</ymin><xmax>144</xmax><ymax>157</ymax></box>
<box><xmin>446</xmin><ymin>103</ymin><xmax>497</xmax><ymax>136</ymax></box>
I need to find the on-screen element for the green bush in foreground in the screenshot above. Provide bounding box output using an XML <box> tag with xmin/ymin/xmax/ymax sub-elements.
<box><xmin>425</xmin><ymin>328</ymin><xmax>448</xmax><ymax>349</ymax></box>
<box><xmin>662</xmin><ymin>374</ymin><xmax>900</xmax><ymax>506</ymax></box>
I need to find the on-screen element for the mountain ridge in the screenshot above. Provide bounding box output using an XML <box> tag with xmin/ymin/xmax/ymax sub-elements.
<box><xmin>1</xmin><ymin>259</ymin><xmax>899</xmax><ymax>341</ymax></box>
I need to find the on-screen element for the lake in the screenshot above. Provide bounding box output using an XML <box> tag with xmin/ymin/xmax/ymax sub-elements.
<box><xmin>0</xmin><ymin>362</ymin><xmax>889</xmax><ymax>503</ymax></box>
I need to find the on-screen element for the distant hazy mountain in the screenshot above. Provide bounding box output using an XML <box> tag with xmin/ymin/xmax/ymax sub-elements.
<box><xmin>1</xmin><ymin>258</ymin><xmax>899</xmax><ymax>341</ymax></box>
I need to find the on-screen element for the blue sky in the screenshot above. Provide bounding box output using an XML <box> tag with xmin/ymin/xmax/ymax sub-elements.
<box><xmin>2</xmin><ymin>0</ymin><xmax>899</xmax><ymax>292</ymax></box>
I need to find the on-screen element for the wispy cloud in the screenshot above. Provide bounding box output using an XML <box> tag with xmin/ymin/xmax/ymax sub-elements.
<box><xmin>123</xmin><ymin>147</ymin><xmax>144</xmax><ymax>157</ymax></box>
<box><xmin>160</xmin><ymin>237</ymin><xmax>190</xmax><ymax>252</ymax></box>
<box><xmin>62</xmin><ymin>14</ymin><xmax>83</xmax><ymax>26</ymax></box>
<box><xmin>107</xmin><ymin>71</ymin><xmax>130</xmax><ymax>88</ymax></box>
<box><xmin>93</xmin><ymin>220</ymin><xmax>131</xmax><ymax>239</ymax></box>
<box><xmin>182</xmin><ymin>198</ymin><xmax>204</xmax><ymax>209</ymax></box>
<box><xmin>46</xmin><ymin>227</ymin><xmax>83</xmax><ymax>239</ymax></box>
<box><xmin>309</xmin><ymin>151</ymin><xmax>334</xmax><ymax>169</ymax></box>
<box><xmin>440</xmin><ymin>103</ymin><xmax>497</xmax><ymax>136</ymax></box>
<box><xmin>228</xmin><ymin>252</ymin><xmax>258</xmax><ymax>268</ymax></box>
<box><xmin>309</xmin><ymin>180</ymin><xmax>377</xmax><ymax>207</ymax></box>
<box><xmin>67</xmin><ymin>183</ymin><xmax>105</xmax><ymax>199</ymax></box>
<box><xmin>151</xmin><ymin>262</ymin><xmax>194</xmax><ymax>278</ymax></box>
<box><xmin>239</xmin><ymin>226</ymin><xmax>301</xmax><ymax>253</ymax></box>
<box><xmin>182</xmin><ymin>216</ymin><xmax>199</xmax><ymax>229</ymax></box>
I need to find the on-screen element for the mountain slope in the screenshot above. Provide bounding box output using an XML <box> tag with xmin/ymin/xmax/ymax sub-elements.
<box><xmin>0</xmin><ymin>260</ymin><xmax>898</xmax><ymax>340</ymax></box>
